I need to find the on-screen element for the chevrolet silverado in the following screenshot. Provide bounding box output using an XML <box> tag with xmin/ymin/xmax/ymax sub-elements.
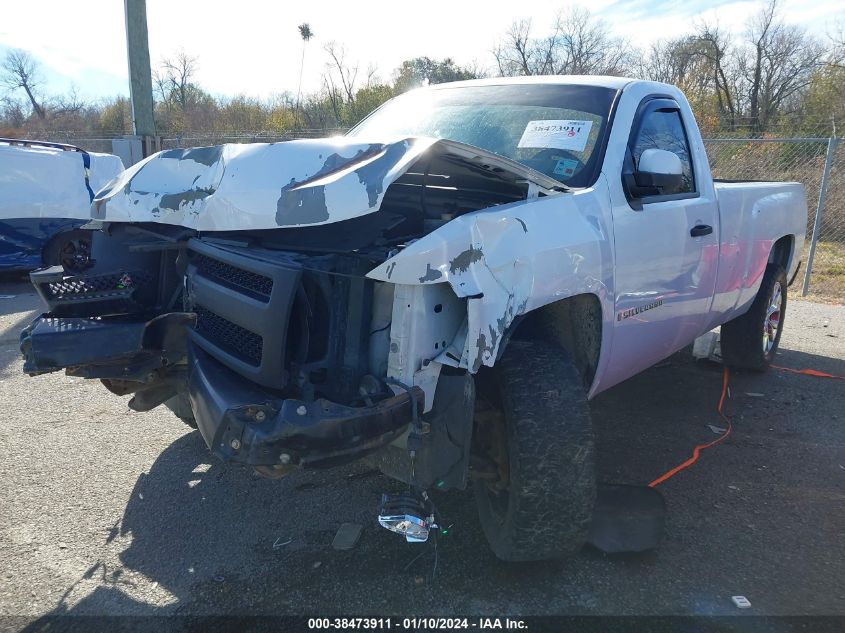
<box><xmin>20</xmin><ymin>76</ymin><xmax>807</xmax><ymax>561</ymax></box>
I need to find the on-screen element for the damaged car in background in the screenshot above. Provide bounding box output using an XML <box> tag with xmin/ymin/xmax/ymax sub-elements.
<box><xmin>20</xmin><ymin>77</ymin><xmax>807</xmax><ymax>561</ymax></box>
<box><xmin>0</xmin><ymin>138</ymin><xmax>123</xmax><ymax>271</ymax></box>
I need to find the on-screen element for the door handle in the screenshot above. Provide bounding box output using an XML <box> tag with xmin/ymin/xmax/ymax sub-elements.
<box><xmin>690</xmin><ymin>224</ymin><xmax>713</xmax><ymax>237</ymax></box>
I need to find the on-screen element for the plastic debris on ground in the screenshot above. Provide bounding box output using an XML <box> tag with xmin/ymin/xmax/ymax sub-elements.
<box><xmin>692</xmin><ymin>330</ymin><xmax>722</xmax><ymax>362</ymax></box>
<box><xmin>272</xmin><ymin>536</ymin><xmax>292</xmax><ymax>550</ymax></box>
<box><xmin>332</xmin><ymin>523</ymin><xmax>363</xmax><ymax>550</ymax></box>
<box><xmin>732</xmin><ymin>596</ymin><xmax>752</xmax><ymax>608</ymax></box>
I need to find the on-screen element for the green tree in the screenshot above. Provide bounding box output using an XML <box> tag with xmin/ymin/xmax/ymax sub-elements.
<box><xmin>296</xmin><ymin>23</ymin><xmax>314</xmax><ymax>127</ymax></box>
<box><xmin>98</xmin><ymin>96</ymin><xmax>133</xmax><ymax>135</ymax></box>
<box><xmin>343</xmin><ymin>83</ymin><xmax>394</xmax><ymax>127</ymax></box>
<box><xmin>393</xmin><ymin>57</ymin><xmax>481</xmax><ymax>93</ymax></box>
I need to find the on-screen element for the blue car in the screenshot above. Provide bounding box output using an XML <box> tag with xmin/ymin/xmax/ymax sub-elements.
<box><xmin>0</xmin><ymin>138</ymin><xmax>124</xmax><ymax>271</ymax></box>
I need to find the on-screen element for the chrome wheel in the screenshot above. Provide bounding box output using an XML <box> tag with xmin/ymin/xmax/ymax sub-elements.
<box><xmin>763</xmin><ymin>281</ymin><xmax>782</xmax><ymax>355</ymax></box>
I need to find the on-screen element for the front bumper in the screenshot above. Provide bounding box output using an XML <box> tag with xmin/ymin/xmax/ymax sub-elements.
<box><xmin>188</xmin><ymin>345</ymin><xmax>422</xmax><ymax>469</ymax></box>
<box><xmin>22</xmin><ymin>235</ymin><xmax>418</xmax><ymax>470</ymax></box>
<box><xmin>21</xmin><ymin>310</ymin><xmax>421</xmax><ymax>469</ymax></box>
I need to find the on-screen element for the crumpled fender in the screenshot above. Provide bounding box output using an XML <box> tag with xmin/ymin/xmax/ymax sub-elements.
<box><xmin>367</xmin><ymin>188</ymin><xmax>614</xmax><ymax>373</ymax></box>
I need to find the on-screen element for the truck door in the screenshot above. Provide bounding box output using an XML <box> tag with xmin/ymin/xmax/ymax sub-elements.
<box><xmin>602</xmin><ymin>97</ymin><xmax>719</xmax><ymax>389</ymax></box>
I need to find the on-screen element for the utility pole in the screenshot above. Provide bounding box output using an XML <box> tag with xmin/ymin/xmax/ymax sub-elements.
<box><xmin>124</xmin><ymin>0</ymin><xmax>157</xmax><ymax>158</ymax></box>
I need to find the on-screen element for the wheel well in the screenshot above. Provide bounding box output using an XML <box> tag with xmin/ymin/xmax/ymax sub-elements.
<box><xmin>769</xmin><ymin>235</ymin><xmax>793</xmax><ymax>271</ymax></box>
<box><xmin>504</xmin><ymin>293</ymin><xmax>602</xmax><ymax>389</ymax></box>
<box><xmin>41</xmin><ymin>228</ymin><xmax>81</xmax><ymax>258</ymax></box>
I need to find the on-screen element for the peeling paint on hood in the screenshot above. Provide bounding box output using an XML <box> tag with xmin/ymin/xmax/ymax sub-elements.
<box><xmin>92</xmin><ymin>137</ymin><xmax>564</xmax><ymax>232</ymax></box>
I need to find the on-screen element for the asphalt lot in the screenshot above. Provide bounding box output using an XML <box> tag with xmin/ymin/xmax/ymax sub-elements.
<box><xmin>0</xmin><ymin>274</ymin><xmax>843</xmax><ymax>620</ymax></box>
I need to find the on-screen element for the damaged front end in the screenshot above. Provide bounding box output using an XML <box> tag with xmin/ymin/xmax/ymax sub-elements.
<box><xmin>21</xmin><ymin>228</ymin><xmax>426</xmax><ymax>474</ymax></box>
<box><xmin>21</xmin><ymin>136</ymin><xmax>564</xmax><ymax>488</ymax></box>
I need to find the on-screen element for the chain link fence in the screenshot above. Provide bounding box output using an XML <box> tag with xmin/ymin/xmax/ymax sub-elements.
<box><xmin>159</xmin><ymin>130</ymin><xmax>347</xmax><ymax>149</ymax></box>
<box><xmin>702</xmin><ymin>137</ymin><xmax>844</xmax><ymax>302</ymax></box>
<box><xmin>21</xmin><ymin>129</ymin><xmax>845</xmax><ymax>302</ymax></box>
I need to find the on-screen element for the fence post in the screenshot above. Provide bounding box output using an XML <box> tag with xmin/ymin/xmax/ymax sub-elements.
<box><xmin>802</xmin><ymin>136</ymin><xmax>839</xmax><ymax>296</ymax></box>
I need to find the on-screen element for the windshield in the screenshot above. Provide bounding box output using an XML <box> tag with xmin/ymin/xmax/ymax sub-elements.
<box><xmin>349</xmin><ymin>83</ymin><xmax>619</xmax><ymax>188</ymax></box>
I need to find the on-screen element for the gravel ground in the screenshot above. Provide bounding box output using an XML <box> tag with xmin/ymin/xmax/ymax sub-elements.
<box><xmin>0</xmin><ymin>274</ymin><xmax>843</xmax><ymax>620</ymax></box>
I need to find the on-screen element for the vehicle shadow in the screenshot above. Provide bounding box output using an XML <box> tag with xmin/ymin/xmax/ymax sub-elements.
<box><xmin>23</xmin><ymin>429</ymin><xmax>524</xmax><ymax>618</ymax></box>
<box><xmin>20</xmin><ymin>344</ymin><xmax>845</xmax><ymax>621</ymax></box>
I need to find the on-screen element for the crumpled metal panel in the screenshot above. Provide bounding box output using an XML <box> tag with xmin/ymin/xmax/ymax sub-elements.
<box><xmin>92</xmin><ymin>138</ymin><xmax>437</xmax><ymax>230</ymax></box>
<box><xmin>90</xmin><ymin>137</ymin><xmax>564</xmax><ymax>232</ymax></box>
<box><xmin>367</xmin><ymin>187</ymin><xmax>615</xmax><ymax>377</ymax></box>
<box><xmin>0</xmin><ymin>143</ymin><xmax>124</xmax><ymax>270</ymax></box>
<box><xmin>0</xmin><ymin>144</ymin><xmax>123</xmax><ymax>222</ymax></box>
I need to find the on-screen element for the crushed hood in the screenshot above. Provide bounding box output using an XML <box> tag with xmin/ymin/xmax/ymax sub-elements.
<box><xmin>92</xmin><ymin>137</ymin><xmax>564</xmax><ymax>232</ymax></box>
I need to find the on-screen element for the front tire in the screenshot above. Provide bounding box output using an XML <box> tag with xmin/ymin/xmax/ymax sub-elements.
<box><xmin>472</xmin><ymin>341</ymin><xmax>595</xmax><ymax>561</ymax></box>
<box><xmin>720</xmin><ymin>263</ymin><xmax>787</xmax><ymax>371</ymax></box>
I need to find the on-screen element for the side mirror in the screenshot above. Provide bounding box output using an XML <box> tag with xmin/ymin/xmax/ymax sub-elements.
<box><xmin>634</xmin><ymin>148</ymin><xmax>683</xmax><ymax>195</ymax></box>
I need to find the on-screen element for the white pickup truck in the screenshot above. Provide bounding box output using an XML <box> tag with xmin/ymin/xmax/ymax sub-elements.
<box><xmin>21</xmin><ymin>76</ymin><xmax>807</xmax><ymax>561</ymax></box>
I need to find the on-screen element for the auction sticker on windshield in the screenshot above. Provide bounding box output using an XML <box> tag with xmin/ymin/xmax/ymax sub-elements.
<box><xmin>518</xmin><ymin>119</ymin><xmax>593</xmax><ymax>152</ymax></box>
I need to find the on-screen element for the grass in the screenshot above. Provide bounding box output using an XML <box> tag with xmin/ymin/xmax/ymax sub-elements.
<box><xmin>803</xmin><ymin>241</ymin><xmax>845</xmax><ymax>304</ymax></box>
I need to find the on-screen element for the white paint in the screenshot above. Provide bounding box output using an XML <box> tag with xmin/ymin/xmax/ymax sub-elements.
<box><xmin>85</xmin><ymin>77</ymin><xmax>807</xmax><ymax>403</ymax></box>
<box><xmin>92</xmin><ymin>134</ymin><xmax>561</xmax><ymax>231</ymax></box>
<box><xmin>0</xmin><ymin>142</ymin><xmax>123</xmax><ymax>222</ymax></box>
<box><xmin>638</xmin><ymin>148</ymin><xmax>683</xmax><ymax>175</ymax></box>
<box><xmin>386</xmin><ymin>283</ymin><xmax>464</xmax><ymax>412</ymax></box>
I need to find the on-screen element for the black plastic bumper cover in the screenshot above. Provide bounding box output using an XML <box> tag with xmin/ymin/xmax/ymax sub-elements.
<box><xmin>21</xmin><ymin>311</ymin><xmax>420</xmax><ymax>469</ymax></box>
<box><xmin>188</xmin><ymin>346</ymin><xmax>422</xmax><ymax>469</ymax></box>
<box><xmin>20</xmin><ymin>312</ymin><xmax>194</xmax><ymax>376</ymax></box>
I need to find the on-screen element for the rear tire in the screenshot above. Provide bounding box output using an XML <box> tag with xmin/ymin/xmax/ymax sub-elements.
<box><xmin>472</xmin><ymin>340</ymin><xmax>595</xmax><ymax>561</ymax></box>
<box><xmin>720</xmin><ymin>263</ymin><xmax>787</xmax><ymax>371</ymax></box>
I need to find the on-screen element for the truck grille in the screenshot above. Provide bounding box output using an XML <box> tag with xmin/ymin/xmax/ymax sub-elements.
<box><xmin>193</xmin><ymin>253</ymin><xmax>273</xmax><ymax>302</ymax></box>
<box><xmin>194</xmin><ymin>305</ymin><xmax>263</xmax><ymax>366</ymax></box>
<box><xmin>186</xmin><ymin>239</ymin><xmax>302</xmax><ymax>389</ymax></box>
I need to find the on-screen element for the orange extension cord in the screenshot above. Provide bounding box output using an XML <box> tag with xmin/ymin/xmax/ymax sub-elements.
<box><xmin>648</xmin><ymin>363</ymin><xmax>844</xmax><ymax>488</ymax></box>
<box><xmin>771</xmin><ymin>365</ymin><xmax>845</xmax><ymax>380</ymax></box>
<box><xmin>648</xmin><ymin>367</ymin><xmax>733</xmax><ymax>488</ymax></box>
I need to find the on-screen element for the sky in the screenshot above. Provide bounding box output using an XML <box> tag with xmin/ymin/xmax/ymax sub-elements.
<box><xmin>0</xmin><ymin>0</ymin><xmax>842</xmax><ymax>103</ymax></box>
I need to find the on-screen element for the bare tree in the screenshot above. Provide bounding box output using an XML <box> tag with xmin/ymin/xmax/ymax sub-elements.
<box><xmin>1</xmin><ymin>49</ymin><xmax>45</xmax><ymax>118</ymax></box>
<box><xmin>324</xmin><ymin>42</ymin><xmax>358</xmax><ymax>104</ymax></box>
<box><xmin>50</xmin><ymin>85</ymin><xmax>86</xmax><ymax>116</ymax></box>
<box><xmin>493</xmin><ymin>8</ymin><xmax>633</xmax><ymax>77</ymax></box>
<box><xmin>833</xmin><ymin>21</ymin><xmax>845</xmax><ymax>65</ymax></box>
<box><xmin>638</xmin><ymin>36</ymin><xmax>715</xmax><ymax>107</ymax></box>
<box><xmin>740</xmin><ymin>0</ymin><xmax>824</xmax><ymax>133</ymax></box>
<box><xmin>364</xmin><ymin>64</ymin><xmax>380</xmax><ymax>90</ymax></box>
<box><xmin>493</xmin><ymin>20</ymin><xmax>535</xmax><ymax>76</ymax></box>
<box><xmin>157</xmin><ymin>51</ymin><xmax>199</xmax><ymax>111</ymax></box>
<box><xmin>0</xmin><ymin>95</ymin><xmax>26</xmax><ymax>128</ymax></box>
<box><xmin>695</xmin><ymin>22</ymin><xmax>740</xmax><ymax>128</ymax></box>
<box><xmin>556</xmin><ymin>8</ymin><xmax>633</xmax><ymax>76</ymax></box>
